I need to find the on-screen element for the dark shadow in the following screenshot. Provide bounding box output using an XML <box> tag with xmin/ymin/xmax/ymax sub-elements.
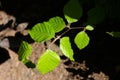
<box><xmin>0</xmin><ymin>0</ymin><xmax>68</xmax><ymax>29</ymax></box>
<box><xmin>2</xmin><ymin>32</ymin><xmax>34</xmax><ymax>52</ymax></box>
<box><xmin>60</xmin><ymin>55</ymin><xmax>68</xmax><ymax>60</ymax></box>
<box><xmin>0</xmin><ymin>25</ymin><xmax>7</xmax><ymax>31</ymax></box>
<box><xmin>0</xmin><ymin>47</ymin><xmax>10</xmax><ymax>64</ymax></box>
<box><xmin>25</xmin><ymin>60</ymin><xmax>36</xmax><ymax>68</ymax></box>
<box><xmin>66</xmin><ymin>67</ymin><xmax>89</xmax><ymax>78</ymax></box>
<box><xmin>64</xmin><ymin>59</ymin><xmax>91</xmax><ymax>79</ymax></box>
<box><xmin>0</xmin><ymin>19</ymin><xmax>15</xmax><ymax>31</ymax></box>
<box><xmin>72</xmin><ymin>27</ymin><xmax>120</xmax><ymax>80</ymax></box>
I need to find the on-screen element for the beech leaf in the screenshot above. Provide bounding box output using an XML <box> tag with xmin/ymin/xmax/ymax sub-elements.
<box><xmin>60</xmin><ymin>37</ymin><xmax>74</xmax><ymax>61</ymax></box>
<box><xmin>74</xmin><ymin>31</ymin><xmax>90</xmax><ymax>50</ymax></box>
<box><xmin>37</xmin><ymin>49</ymin><xmax>60</xmax><ymax>74</ymax></box>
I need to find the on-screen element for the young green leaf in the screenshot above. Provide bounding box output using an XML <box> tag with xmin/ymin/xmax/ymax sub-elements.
<box><xmin>106</xmin><ymin>32</ymin><xmax>120</xmax><ymax>38</ymax></box>
<box><xmin>85</xmin><ymin>25</ymin><xmax>94</xmax><ymax>31</ymax></box>
<box><xmin>18</xmin><ymin>41</ymin><xmax>32</xmax><ymax>63</ymax></box>
<box><xmin>64</xmin><ymin>0</ymin><xmax>82</xmax><ymax>23</ymax></box>
<box><xmin>60</xmin><ymin>37</ymin><xmax>74</xmax><ymax>61</ymax></box>
<box><xmin>48</xmin><ymin>16</ymin><xmax>66</xmax><ymax>33</ymax></box>
<box><xmin>29</xmin><ymin>22</ymin><xmax>55</xmax><ymax>42</ymax></box>
<box><xmin>74</xmin><ymin>31</ymin><xmax>90</xmax><ymax>50</ymax></box>
<box><xmin>37</xmin><ymin>49</ymin><xmax>60</xmax><ymax>74</ymax></box>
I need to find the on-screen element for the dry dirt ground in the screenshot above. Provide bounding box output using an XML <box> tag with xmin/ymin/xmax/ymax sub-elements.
<box><xmin>0</xmin><ymin>10</ymin><xmax>110</xmax><ymax>80</ymax></box>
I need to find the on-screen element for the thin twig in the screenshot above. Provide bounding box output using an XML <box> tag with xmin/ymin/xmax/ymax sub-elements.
<box><xmin>47</xmin><ymin>25</ymin><xmax>84</xmax><ymax>48</ymax></box>
<box><xmin>70</xmin><ymin>27</ymin><xmax>84</xmax><ymax>30</ymax></box>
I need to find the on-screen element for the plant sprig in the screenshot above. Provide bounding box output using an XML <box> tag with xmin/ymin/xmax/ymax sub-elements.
<box><xmin>18</xmin><ymin>0</ymin><xmax>94</xmax><ymax>74</ymax></box>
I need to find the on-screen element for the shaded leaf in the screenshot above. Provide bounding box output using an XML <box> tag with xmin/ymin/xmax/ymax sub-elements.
<box><xmin>106</xmin><ymin>32</ymin><xmax>120</xmax><ymax>38</ymax></box>
<box><xmin>48</xmin><ymin>16</ymin><xmax>66</xmax><ymax>33</ymax></box>
<box><xmin>74</xmin><ymin>31</ymin><xmax>90</xmax><ymax>50</ymax></box>
<box><xmin>64</xmin><ymin>0</ymin><xmax>82</xmax><ymax>23</ymax></box>
<box><xmin>60</xmin><ymin>37</ymin><xmax>74</xmax><ymax>61</ymax></box>
<box><xmin>29</xmin><ymin>23</ymin><xmax>55</xmax><ymax>42</ymax></box>
<box><xmin>86</xmin><ymin>5</ymin><xmax>105</xmax><ymax>25</ymax></box>
<box><xmin>37</xmin><ymin>49</ymin><xmax>60</xmax><ymax>74</ymax></box>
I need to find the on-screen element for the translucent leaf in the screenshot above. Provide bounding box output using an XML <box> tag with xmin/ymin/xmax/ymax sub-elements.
<box><xmin>60</xmin><ymin>37</ymin><xmax>74</xmax><ymax>61</ymax></box>
<box><xmin>85</xmin><ymin>25</ymin><xmax>94</xmax><ymax>31</ymax></box>
<box><xmin>86</xmin><ymin>5</ymin><xmax>105</xmax><ymax>25</ymax></box>
<box><xmin>18</xmin><ymin>41</ymin><xmax>32</xmax><ymax>63</ymax></box>
<box><xmin>106</xmin><ymin>32</ymin><xmax>120</xmax><ymax>38</ymax></box>
<box><xmin>37</xmin><ymin>49</ymin><xmax>60</xmax><ymax>74</ymax></box>
<box><xmin>64</xmin><ymin>0</ymin><xmax>82</xmax><ymax>23</ymax></box>
<box><xmin>48</xmin><ymin>16</ymin><xmax>66</xmax><ymax>33</ymax></box>
<box><xmin>74</xmin><ymin>31</ymin><xmax>90</xmax><ymax>50</ymax></box>
<box><xmin>29</xmin><ymin>23</ymin><xmax>55</xmax><ymax>42</ymax></box>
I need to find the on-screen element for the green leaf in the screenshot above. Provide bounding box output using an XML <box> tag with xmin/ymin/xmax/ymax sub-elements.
<box><xmin>64</xmin><ymin>0</ymin><xmax>82</xmax><ymax>23</ymax></box>
<box><xmin>29</xmin><ymin>22</ymin><xmax>55</xmax><ymax>42</ymax></box>
<box><xmin>106</xmin><ymin>32</ymin><xmax>120</xmax><ymax>38</ymax></box>
<box><xmin>37</xmin><ymin>49</ymin><xmax>60</xmax><ymax>74</ymax></box>
<box><xmin>48</xmin><ymin>16</ymin><xmax>66</xmax><ymax>33</ymax></box>
<box><xmin>86</xmin><ymin>5</ymin><xmax>105</xmax><ymax>25</ymax></box>
<box><xmin>60</xmin><ymin>37</ymin><xmax>74</xmax><ymax>61</ymax></box>
<box><xmin>18</xmin><ymin>41</ymin><xmax>32</xmax><ymax>63</ymax></box>
<box><xmin>85</xmin><ymin>25</ymin><xmax>94</xmax><ymax>31</ymax></box>
<box><xmin>74</xmin><ymin>31</ymin><xmax>90</xmax><ymax>50</ymax></box>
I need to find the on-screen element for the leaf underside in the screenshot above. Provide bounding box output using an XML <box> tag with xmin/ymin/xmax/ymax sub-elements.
<box><xmin>29</xmin><ymin>23</ymin><xmax>55</xmax><ymax>43</ymax></box>
<box><xmin>48</xmin><ymin>16</ymin><xmax>66</xmax><ymax>33</ymax></box>
<box><xmin>74</xmin><ymin>31</ymin><xmax>90</xmax><ymax>50</ymax></box>
<box><xmin>60</xmin><ymin>37</ymin><xmax>74</xmax><ymax>61</ymax></box>
<box><xmin>37</xmin><ymin>49</ymin><xmax>60</xmax><ymax>74</ymax></box>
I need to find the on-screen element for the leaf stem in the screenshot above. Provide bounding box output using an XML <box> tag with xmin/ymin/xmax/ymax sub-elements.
<box><xmin>48</xmin><ymin>28</ymin><xmax>70</xmax><ymax>48</ymax></box>
<box><xmin>47</xmin><ymin>25</ymin><xmax>84</xmax><ymax>48</ymax></box>
<box><xmin>70</xmin><ymin>27</ymin><xmax>84</xmax><ymax>30</ymax></box>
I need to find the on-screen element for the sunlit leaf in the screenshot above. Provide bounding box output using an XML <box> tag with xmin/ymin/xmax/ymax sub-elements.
<box><xmin>64</xmin><ymin>0</ymin><xmax>82</xmax><ymax>23</ymax></box>
<box><xmin>60</xmin><ymin>37</ymin><xmax>74</xmax><ymax>61</ymax></box>
<box><xmin>74</xmin><ymin>31</ymin><xmax>90</xmax><ymax>50</ymax></box>
<box><xmin>85</xmin><ymin>25</ymin><xmax>94</xmax><ymax>31</ymax></box>
<box><xmin>18</xmin><ymin>41</ymin><xmax>32</xmax><ymax>63</ymax></box>
<box><xmin>48</xmin><ymin>16</ymin><xmax>66</xmax><ymax>33</ymax></box>
<box><xmin>29</xmin><ymin>23</ymin><xmax>55</xmax><ymax>42</ymax></box>
<box><xmin>37</xmin><ymin>49</ymin><xmax>60</xmax><ymax>74</ymax></box>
